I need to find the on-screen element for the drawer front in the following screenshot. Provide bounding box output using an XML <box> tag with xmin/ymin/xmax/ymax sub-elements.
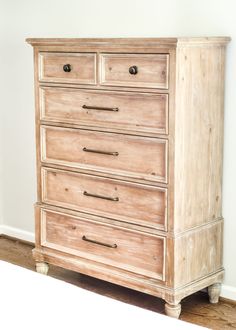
<box><xmin>42</xmin><ymin>168</ymin><xmax>167</xmax><ymax>230</ymax></box>
<box><xmin>39</xmin><ymin>52</ymin><xmax>96</xmax><ymax>84</ymax></box>
<box><xmin>40</xmin><ymin>87</ymin><xmax>168</xmax><ymax>135</ymax></box>
<box><xmin>100</xmin><ymin>53</ymin><xmax>169</xmax><ymax>89</ymax></box>
<box><xmin>41</xmin><ymin>126</ymin><xmax>168</xmax><ymax>183</ymax></box>
<box><xmin>41</xmin><ymin>208</ymin><xmax>166</xmax><ymax>280</ymax></box>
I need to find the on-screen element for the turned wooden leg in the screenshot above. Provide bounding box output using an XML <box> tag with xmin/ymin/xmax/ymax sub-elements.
<box><xmin>208</xmin><ymin>283</ymin><xmax>221</xmax><ymax>303</ymax></box>
<box><xmin>165</xmin><ymin>303</ymin><xmax>181</xmax><ymax>318</ymax></box>
<box><xmin>36</xmin><ymin>262</ymin><xmax>49</xmax><ymax>275</ymax></box>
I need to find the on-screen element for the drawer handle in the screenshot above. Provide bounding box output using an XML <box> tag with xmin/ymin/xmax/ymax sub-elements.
<box><xmin>129</xmin><ymin>65</ymin><xmax>138</xmax><ymax>75</ymax></box>
<box><xmin>63</xmin><ymin>64</ymin><xmax>72</xmax><ymax>72</ymax></box>
<box><xmin>82</xmin><ymin>105</ymin><xmax>119</xmax><ymax>112</ymax></box>
<box><xmin>83</xmin><ymin>191</ymin><xmax>119</xmax><ymax>202</ymax></box>
<box><xmin>82</xmin><ymin>235</ymin><xmax>117</xmax><ymax>249</ymax></box>
<box><xmin>83</xmin><ymin>147</ymin><xmax>119</xmax><ymax>156</ymax></box>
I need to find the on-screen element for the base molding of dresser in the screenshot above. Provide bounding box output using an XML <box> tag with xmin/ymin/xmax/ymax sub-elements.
<box><xmin>32</xmin><ymin>247</ymin><xmax>224</xmax><ymax>306</ymax></box>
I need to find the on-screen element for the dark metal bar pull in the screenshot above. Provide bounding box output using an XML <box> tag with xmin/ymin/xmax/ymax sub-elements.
<box><xmin>82</xmin><ymin>235</ymin><xmax>117</xmax><ymax>248</ymax></box>
<box><xmin>82</xmin><ymin>105</ymin><xmax>119</xmax><ymax>112</ymax></box>
<box><xmin>83</xmin><ymin>191</ymin><xmax>119</xmax><ymax>202</ymax></box>
<box><xmin>83</xmin><ymin>147</ymin><xmax>119</xmax><ymax>156</ymax></box>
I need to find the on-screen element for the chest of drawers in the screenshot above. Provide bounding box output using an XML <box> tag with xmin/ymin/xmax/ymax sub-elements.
<box><xmin>27</xmin><ymin>37</ymin><xmax>230</xmax><ymax>318</ymax></box>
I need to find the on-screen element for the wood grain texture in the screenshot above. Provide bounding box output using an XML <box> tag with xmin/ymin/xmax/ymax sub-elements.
<box><xmin>26</xmin><ymin>37</ymin><xmax>231</xmax><ymax>47</ymax></box>
<box><xmin>41</xmin><ymin>125</ymin><xmax>168</xmax><ymax>183</ymax></box>
<box><xmin>39</xmin><ymin>86</ymin><xmax>168</xmax><ymax>135</ymax></box>
<box><xmin>100</xmin><ymin>53</ymin><xmax>169</xmax><ymax>89</ymax></box>
<box><xmin>173</xmin><ymin>44</ymin><xmax>226</xmax><ymax>232</ymax></box>
<box><xmin>27</xmin><ymin>37</ymin><xmax>230</xmax><ymax>318</ymax></box>
<box><xmin>208</xmin><ymin>283</ymin><xmax>221</xmax><ymax>304</ymax></box>
<box><xmin>165</xmin><ymin>303</ymin><xmax>181</xmax><ymax>318</ymax></box>
<box><xmin>41</xmin><ymin>208</ymin><xmax>165</xmax><ymax>280</ymax></box>
<box><xmin>39</xmin><ymin>52</ymin><xmax>96</xmax><ymax>84</ymax></box>
<box><xmin>41</xmin><ymin>167</ymin><xmax>167</xmax><ymax>230</ymax></box>
<box><xmin>33</xmin><ymin>48</ymin><xmax>42</xmax><ymax>202</ymax></box>
<box><xmin>174</xmin><ymin>221</ymin><xmax>223</xmax><ymax>287</ymax></box>
<box><xmin>1</xmin><ymin>236</ymin><xmax>235</xmax><ymax>330</ymax></box>
<box><xmin>36</xmin><ymin>262</ymin><xmax>49</xmax><ymax>275</ymax></box>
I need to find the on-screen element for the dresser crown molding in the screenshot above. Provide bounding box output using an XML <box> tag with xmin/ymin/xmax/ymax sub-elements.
<box><xmin>26</xmin><ymin>36</ymin><xmax>231</xmax><ymax>46</ymax></box>
<box><xmin>27</xmin><ymin>36</ymin><xmax>230</xmax><ymax>318</ymax></box>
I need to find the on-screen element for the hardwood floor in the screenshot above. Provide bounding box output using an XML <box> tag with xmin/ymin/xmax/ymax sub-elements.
<box><xmin>0</xmin><ymin>235</ymin><xmax>235</xmax><ymax>329</ymax></box>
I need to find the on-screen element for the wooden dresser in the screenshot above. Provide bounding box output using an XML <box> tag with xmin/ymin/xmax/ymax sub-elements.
<box><xmin>27</xmin><ymin>37</ymin><xmax>230</xmax><ymax>318</ymax></box>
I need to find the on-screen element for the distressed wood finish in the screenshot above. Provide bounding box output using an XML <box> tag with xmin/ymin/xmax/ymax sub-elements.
<box><xmin>41</xmin><ymin>167</ymin><xmax>167</xmax><ymax>230</ymax></box>
<box><xmin>100</xmin><ymin>53</ymin><xmax>169</xmax><ymax>89</ymax></box>
<box><xmin>173</xmin><ymin>45</ymin><xmax>226</xmax><ymax>232</ymax></box>
<box><xmin>174</xmin><ymin>221</ymin><xmax>223</xmax><ymax>287</ymax></box>
<box><xmin>41</xmin><ymin>208</ymin><xmax>165</xmax><ymax>280</ymax></box>
<box><xmin>41</xmin><ymin>125</ymin><xmax>168</xmax><ymax>183</ymax></box>
<box><xmin>208</xmin><ymin>283</ymin><xmax>221</xmax><ymax>304</ymax></box>
<box><xmin>39</xmin><ymin>87</ymin><xmax>168</xmax><ymax>135</ymax></box>
<box><xmin>27</xmin><ymin>37</ymin><xmax>230</xmax><ymax>318</ymax></box>
<box><xmin>39</xmin><ymin>52</ymin><xmax>96</xmax><ymax>84</ymax></box>
<box><xmin>36</xmin><ymin>262</ymin><xmax>49</xmax><ymax>275</ymax></box>
<box><xmin>165</xmin><ymin>303</ymin><xmax>181</xmax><ymax>318</ymax></box>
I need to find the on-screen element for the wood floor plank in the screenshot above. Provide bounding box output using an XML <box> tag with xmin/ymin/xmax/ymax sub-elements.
<box><xmin>0</xmin><ymin>236</ymin><xmax>235</xmax><ymax>329</ymax></box>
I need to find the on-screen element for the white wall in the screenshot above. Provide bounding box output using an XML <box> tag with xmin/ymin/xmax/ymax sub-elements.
<box><xmin>0</xmin><ymin>69</ymin><xmax>3</xmax><ymax>227</ymax></box>
<box><xmin>0</xmin><ymin>6</ymin><xmax>5</xmax><ymax>228</ymax></box>
<box><xmin>0</xmin><ymin>0</ymin><xmax>235</xmax><ymax>298</ymax></box>
<box><xmin>0</xmin><ymin>113</ymin><xmax>3</xmax><ymax>227</ymax></box>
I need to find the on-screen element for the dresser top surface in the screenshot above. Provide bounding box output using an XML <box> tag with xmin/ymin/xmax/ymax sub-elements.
<box><xmin>26</xmin><ymin>37</ymin><xmax>230</xmax><ymax>47</ymax></box>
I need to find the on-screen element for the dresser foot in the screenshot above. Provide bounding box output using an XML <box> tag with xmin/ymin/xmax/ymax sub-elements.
<box><xmin>208</xmin><ymin>283</ymin><xmax>221</xmax><ymax>303</ymax></box>
<box><xmin>165</xmin><ymin>303</ymin><xmax>181</xmax><ymax>318</ymax></box>
<box><xmin>36</xmin><ymin>262</ymin><xmax>49</xmax><ymax>275</ymax></box>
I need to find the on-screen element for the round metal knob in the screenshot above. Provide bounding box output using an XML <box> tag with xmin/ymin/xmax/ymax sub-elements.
<box><xmin>129</xmin><ymin>65</ymin><xmax>138</xmax><ymax>75</ymax></box>
<box><xmin>63</xmin><ymin>64</ymin><xmax>71</xmax><ymax>72</ymax></box>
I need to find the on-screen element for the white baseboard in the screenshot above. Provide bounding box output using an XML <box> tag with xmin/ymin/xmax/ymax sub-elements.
<box><xmin>0</xmin><ymin>224</ymin><xmax>35</xmax><ymax>243</ymax></box>
<box><xmin>221</xmin><ymin>284</ymin><xmax>236</xmax><ymax>301</ymax></box>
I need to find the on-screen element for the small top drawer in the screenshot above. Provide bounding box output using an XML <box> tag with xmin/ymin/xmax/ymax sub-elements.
<box><xmin>39</xmin><ymin>52</ymin><xmax>96</xmax><ymax>84</ymax></box>
<box><xmin>100</xmin><ymin>53</ymin><xmax>169</xmax><ymax>89</ymax></box>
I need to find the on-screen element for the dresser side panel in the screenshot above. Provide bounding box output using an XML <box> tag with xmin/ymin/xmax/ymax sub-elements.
<box><xmin>174</xmin><ymin>44</ymin><xmax>227</xmax><ymax>232</ymax></box>
<box><xmin>173</xmin><ymin>220</ymin><xmax>224</xmax><ymax>288</ymax></box>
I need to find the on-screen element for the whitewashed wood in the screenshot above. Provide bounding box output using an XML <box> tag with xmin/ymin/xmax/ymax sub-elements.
<box><xmin>40</xmin><ymin>87</ymin><xmax>168</xmax><ymax>135</ymax></box>
<box><xmin>36</xmin><ymin>262</ymin><xmax>49</xmax><ymax>275</ymax></box>
<box><xmin>173</xmin><ymin>221</ymin><xmax>223</xmax><ymax>287</ymax></box>
<box><xmin>173</xmin><ymin>45</ymin><xmax>227</xmax><ymax>232</ymax></box>
<box><xmin>27</xmin><ymin>37</ymin><xmax>230</xmax><ymax>319</ymax></box>
<box><xmin>39</xmin><ymin>52</ymin><xmax>96</xmax><ymax>84</ymax></box>
<box><xmin>165</xmin><ymin>303</ymin><xmax>181</xmax><ymax>318</ymax></box>
<box><xmin>41</xmin><ymin>167</ymin><xmax>167</xmax><ymax>230</ymax></box>
<box><xmin>100</xmin><ymin>53</ymin><xmax>169</xmax><ymax>89</ymax></box>
<box><xmin>26</xmin><ymin>37</ymin><xmax>230</xmax><ymax>47</ymax></box>
<box><xmin>41</xmin><ymin>125</ymin><xmax>168</xmax><ymax>183</ymax></box>
<box><xmin>208</xmin><ymin>283</ymin><xmax>221</xmax><ymax>303</ymax></box>
<box><xmin>33</xmin><ymin>205</ymin><xmax>225</xmax><ymax>304</ymax></box>
<box><xmin>41</xmin><ymin>208</ymin><xmax>166</xmax><ymax>280</ymax></box>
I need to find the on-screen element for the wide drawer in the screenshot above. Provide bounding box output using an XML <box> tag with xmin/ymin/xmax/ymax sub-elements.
<box><xmin>41</xmin><ymin>126</ymin><xmax>168</xmax><ymax>184</ymax></box>
<box><xmin>41</xmin><ymin>168</ymin><xmax>167</xmax><ymax>230</ymax></box>
<box><xmin>40</xmin><ymin>208</ymin><xmax>166</xmax><ymax>280</ymax></box>
<box><xmin>38</xmin><ymin>52</ymin><xmax>96</xmax><ymax>84</ymax></box>
<box><xmin>40</xmin><ymin>87</ymin><xmax>168</xmax><ymax>135</ymax></box>
<box><xmin>100</xmin><ymin>53</ymin><xmax>169</xmax><ymax>89</ymax></box>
